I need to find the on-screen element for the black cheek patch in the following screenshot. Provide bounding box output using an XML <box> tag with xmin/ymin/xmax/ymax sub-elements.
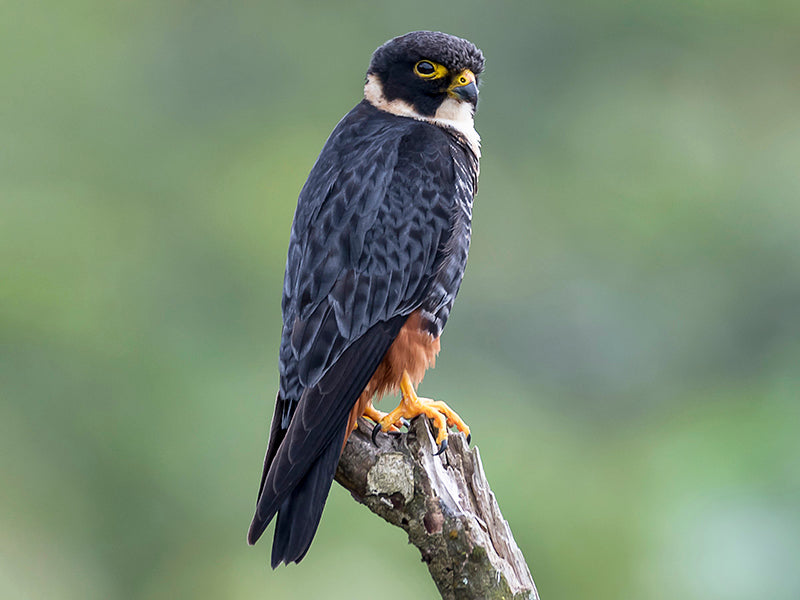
<box><xmin>379</xmin><ymin>69</ymin><xmax>444</xmax><ymax>118</ymax></box>
<box><xmin>412</xmin><ymin>94</ymin><xmax>443</xmax><ymax>117</ymax></box>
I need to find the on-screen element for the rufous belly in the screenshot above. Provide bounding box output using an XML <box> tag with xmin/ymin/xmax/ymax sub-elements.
<box><xmin>344</xmin><ymin>309</ymin><xmax>440</xmax><ymax>439</ymax></box>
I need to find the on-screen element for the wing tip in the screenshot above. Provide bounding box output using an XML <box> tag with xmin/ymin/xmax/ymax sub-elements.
<box><xmin>247</xmin><ymin>514</ymin><xmax>268</xmax><ymax>546</ymax></box>
<box><xmin>246</xmin><ymin>527</ymin><xmax>260</xmax><ymax>547</ymax></box>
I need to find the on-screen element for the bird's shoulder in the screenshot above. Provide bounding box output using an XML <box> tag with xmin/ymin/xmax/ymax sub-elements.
<box><xmin>331</xmin><ymin>100</ymin><xmax>460</xmax><ymax>157</ymax></box>
<box><xmin>290</xmin><ymin>101</ymin><xmax>461</xmax><ymax>238</ymax></box>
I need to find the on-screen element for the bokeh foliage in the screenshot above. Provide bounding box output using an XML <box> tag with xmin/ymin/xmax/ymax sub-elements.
<box><xmin>2</xmin><ymin>1</ymin><xmax>799</xmax><ymax>598</ymax></box>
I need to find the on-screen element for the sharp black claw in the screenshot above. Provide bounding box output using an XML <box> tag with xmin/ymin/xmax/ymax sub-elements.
<box><xmin>466</xmin><ymin>433</ymin><xmax>472</xmax><ymax>444</ymax></box>
<box><xmin>400</xmin><ymin>418</ymin><xmax>411</xmax><ymax>429</ymax></box>
<box><xmin>371</xmin><ymin>423</ymin><xmax>382</xmax><ymax>446</ymax></box>
<box><xmin>434</xmin><ymin>438</ymin><xmax>448</xmax><ymax>456</ymax></box>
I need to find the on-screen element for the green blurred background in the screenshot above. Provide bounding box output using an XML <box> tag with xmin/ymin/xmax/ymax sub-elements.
<box><xmin>2</xmin><ymin>1</ymin><xmax>799</xmax><ymax>598</ymax></box>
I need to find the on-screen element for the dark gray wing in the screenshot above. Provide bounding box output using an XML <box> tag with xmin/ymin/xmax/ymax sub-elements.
<box><xmin>280</xmin><ymin>102</ymin><xmax>460</xmax><ymax>404</ymax></box>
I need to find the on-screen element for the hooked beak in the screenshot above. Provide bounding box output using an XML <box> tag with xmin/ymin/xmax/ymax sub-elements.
<box><xmin>447</xmin><ymin>69</ymin><xmax>478</xmax><ymax>105</ymax></box>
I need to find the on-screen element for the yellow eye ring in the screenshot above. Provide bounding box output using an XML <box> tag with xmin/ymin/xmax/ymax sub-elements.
<box><xmin>414</xmin><ymin>60</ymin><xmax>448</xmax><ymax>79</ymax></box>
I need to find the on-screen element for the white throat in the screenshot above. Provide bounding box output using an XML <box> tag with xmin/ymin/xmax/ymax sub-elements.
<box><xmin>364</xmin><ymin>74</ymin><xmax>481</xmax><ymax>158</ymax></box>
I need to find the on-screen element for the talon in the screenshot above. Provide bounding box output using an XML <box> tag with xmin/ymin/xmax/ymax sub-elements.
<box><xmin>371</xmin><ymin>422</ymin><xmax>382</xmax><ymax>446</ymax></box>
<box><xmin>371</xmin><ymin>371</ymin><xmax>470</xmax><ymax>452</ymax></box>
<box><xmin>466</xmin><ymin>433</ymin><xmax>471</xmax><ymax>444</ymax></box>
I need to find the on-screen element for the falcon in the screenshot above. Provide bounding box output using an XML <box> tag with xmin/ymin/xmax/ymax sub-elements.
<box><xmin>248</xmin><ymin>31</ymin><xmax>485</xmax><ymax>567</ymax></box>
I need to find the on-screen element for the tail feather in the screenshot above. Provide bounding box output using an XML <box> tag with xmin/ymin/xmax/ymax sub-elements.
<box><xmin>247</xmin><ymin>315</ymin><xmax>408</xmax><ymax>561</ymax></box>
<box><xmin>270</xmin><ymin>424</ymin><xmax>347</xmax><ymax>567</ymax></box>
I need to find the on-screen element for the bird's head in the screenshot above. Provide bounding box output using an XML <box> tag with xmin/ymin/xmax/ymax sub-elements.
<box><xmin>364</xmin><ymin>31</ymin><xmax>485</xmax><ymax>122</ymax></box>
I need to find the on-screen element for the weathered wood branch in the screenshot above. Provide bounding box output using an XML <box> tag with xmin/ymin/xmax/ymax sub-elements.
<box><xmin>335</xmin><ymin>417</ymin><xmax>539</xmax><ymax>600</ymax></box>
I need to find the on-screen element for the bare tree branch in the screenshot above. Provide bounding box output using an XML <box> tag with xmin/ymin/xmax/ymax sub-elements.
<box><xmin>335</xmin><ymin>417</ymin><xmax>540</xmax><ymax>600</ymax></box>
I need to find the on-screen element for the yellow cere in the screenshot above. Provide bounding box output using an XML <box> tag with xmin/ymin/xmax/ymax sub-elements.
<box><xmin>414</xmin><ymin>60</ymin><xmax>449</xmax><ymax>79</ymax></box>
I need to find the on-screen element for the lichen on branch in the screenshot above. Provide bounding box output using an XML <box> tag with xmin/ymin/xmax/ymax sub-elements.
<box><xmin>335</xmin><ymin>417</ymin><xmax>539</xmax><ymax>600</ymax></box>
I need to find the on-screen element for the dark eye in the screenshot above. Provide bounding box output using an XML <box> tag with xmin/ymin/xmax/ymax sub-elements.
<box><xmin>416</xmin><ymin>61</ymin><xmax>435</xmax><ymax>75</ymax></box>
<box><xmin>413</xmin><ymin>60</ymin><xmax>446</xmax><ymax>79</ymax></box>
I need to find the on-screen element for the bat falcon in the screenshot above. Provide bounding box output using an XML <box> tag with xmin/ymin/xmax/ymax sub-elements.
<box><xmin>248</xmin><ymin>31</ymin><xmax>485</xmax><ymax>567</ymax></box>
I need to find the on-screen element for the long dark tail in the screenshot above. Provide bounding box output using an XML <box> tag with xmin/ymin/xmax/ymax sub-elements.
<box><xmin>247</xmin><ymin>315</ymin><xmax>407</xmax><ymax>566</ymax></box>
<box><xmin>269</xmin><ymin>426</ymin><xmax>346</xmax><ymax>566</ymax></box>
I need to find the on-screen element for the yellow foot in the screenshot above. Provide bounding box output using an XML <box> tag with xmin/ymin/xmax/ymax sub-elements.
<box><xmin>373</xmin><ymin>371</ymin><xmax>471</xmax><ymax>453</ymax></box>
<box><xmin>362</xmin><ymin>400</ymin><xmax>404</xmax><ymax>433</ymax></box>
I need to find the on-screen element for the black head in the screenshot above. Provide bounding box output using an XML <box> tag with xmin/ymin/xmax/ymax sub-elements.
<box><xmin>366</xmin><ymin>31</ymin><xmax>485</xmax><ymax>117</ymax></box>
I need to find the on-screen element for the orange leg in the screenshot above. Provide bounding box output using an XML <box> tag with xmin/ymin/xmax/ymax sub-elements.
<box><xmin>374</xmin><ymin>371</ymin><xmax>470</xmax><ymax>451</ymax></box>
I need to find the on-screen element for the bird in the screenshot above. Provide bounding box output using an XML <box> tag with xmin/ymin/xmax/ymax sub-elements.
<box><xmin>248</xmin><ymin>31</ymin><xmax>485</xmax><ymax>568</ymax></box>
